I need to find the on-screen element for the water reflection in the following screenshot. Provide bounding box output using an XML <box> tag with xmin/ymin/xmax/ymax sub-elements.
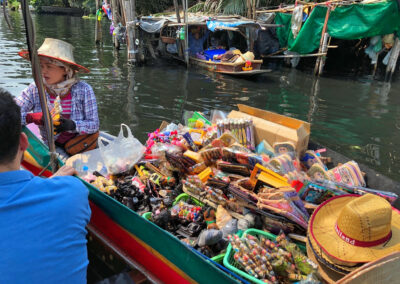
<box><xmin>1</xmin><ymin>12</ymin><xmax>400</xmax><ymax>180</ymax></box>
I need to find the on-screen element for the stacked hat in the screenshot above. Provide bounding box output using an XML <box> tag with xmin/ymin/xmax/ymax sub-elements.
<box><xmin>306</xmin><ymin>193</ymin><xmax>400</xmax><ymax>283</ymax></box>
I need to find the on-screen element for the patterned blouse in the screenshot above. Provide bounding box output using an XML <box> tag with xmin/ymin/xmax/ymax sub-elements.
<box><xmin>16</xmin><ymin>81</ymin><xmax>100</xmax><ymax>141</ymax></box>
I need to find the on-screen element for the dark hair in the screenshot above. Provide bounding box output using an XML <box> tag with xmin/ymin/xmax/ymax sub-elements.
<box><xmin>0</xmin><ymin>88</ymin><xmax>21</xmax><ymax>164</ymax></box>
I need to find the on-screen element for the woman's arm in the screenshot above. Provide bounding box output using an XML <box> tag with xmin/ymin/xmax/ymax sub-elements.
<box><xmin>73</xmin><ymin>82</ymin><xmax>100</xmax><ymax>134</ymax></box>
<box><xmin>15</xmin><ymin>83</ymin><xmax>36</xmax><ymax>125</ymax></box>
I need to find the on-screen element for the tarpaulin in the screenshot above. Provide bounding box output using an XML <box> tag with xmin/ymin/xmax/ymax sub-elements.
<box><xmin>206</xmin><ymin>20</ymin><xmax>258</xmax><ymax>32</ymax></box>
<box><xmin>275</xmin><ymin>0</ymin><xmax>400</xmax><ymax>54</ymax></box>
<box><xmin>139</xmin><ymin>19</ymin><xmax>168</xmax><ymax>33</ymax></box>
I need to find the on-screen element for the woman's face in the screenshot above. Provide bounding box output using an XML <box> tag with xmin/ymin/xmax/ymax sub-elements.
<box><xmin>40</xmin><ymin>59</ymin><xmax>67</xmax><ymax>85</ymax></box>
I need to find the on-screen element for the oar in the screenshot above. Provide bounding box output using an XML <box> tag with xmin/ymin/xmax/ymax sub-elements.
<box><xmin>20</xmin><ymin>0</ymin><xmax>58</xmax><ymax>172</ymax></box>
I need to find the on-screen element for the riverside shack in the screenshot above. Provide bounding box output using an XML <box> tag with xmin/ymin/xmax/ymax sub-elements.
<box><xmin>106</xmin><ymin>0</ymin><xmax>399</xmax><ymax>79</ymax></box>
<box><xmin>135</xmin><ymin>14</ymin><xmax>278</xmax><ymax>76</ymax></box>
<box><xmin>258</xmin><ymin>0</ymin><xmax>400</xmax><ymax>79</ymax></box>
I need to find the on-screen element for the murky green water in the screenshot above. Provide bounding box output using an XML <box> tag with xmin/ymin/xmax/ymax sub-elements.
<box><xmin>1</xmin><ymin>12</ymin><xmax>400</xmax><ymax>180</ymax></box>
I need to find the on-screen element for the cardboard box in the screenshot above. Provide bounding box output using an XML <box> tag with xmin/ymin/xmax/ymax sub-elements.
<box><xmin>227</xmin><ymin>104</ymin><xmax>310</xmax><ymax>156</ymax></box>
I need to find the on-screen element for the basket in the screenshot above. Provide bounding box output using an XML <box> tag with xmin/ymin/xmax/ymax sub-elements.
<box><xmin>161</xmin><ymin>36</ymin><xmax>176</xmax><ymax>44</ymax></box>
<box><xmin>204</xmin><ymin>49</ymin><xmax>226</xmax><ymax>61</ymax></box>
<box><xmin>211</xmin><ymin>253</ymin><xmax>225</xmax><ymax>264</ymax></box>
<box><xmin>173</xmin><ymin>193</ymin><xmax>205</xmax><ymax>207</ymax></box>
<box><xmin>142</xmin><ymin>212</ymin><xmax>152</xmax><ymax>221</ymax></box>
<box><xmin>223</xmin><ymin>228</ymin><xmax>306</xmax><ymax>284</ymax></box>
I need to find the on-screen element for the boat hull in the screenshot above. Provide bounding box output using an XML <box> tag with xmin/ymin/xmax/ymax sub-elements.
<box><xmin>190</xmin><ymin>57</ymin><xmax>266</xmax><ymax>76</ymax></box>
<box><xmin>22</xmin><ymin>127</ymin><xmax>239</xmax><ymax>284</ymax></box>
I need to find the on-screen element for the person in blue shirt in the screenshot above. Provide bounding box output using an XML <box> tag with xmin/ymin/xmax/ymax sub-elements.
<box><xmin>0</xmin><ymin>88</ymin><xmax>91</xmax><ymax>283</ymax></box>
<box><xmin>188</xmin><ymin>26</ymin><xmax>210</xmax><ymax>56</ymax></box>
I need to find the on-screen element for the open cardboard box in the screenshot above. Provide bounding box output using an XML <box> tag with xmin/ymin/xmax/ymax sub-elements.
<box><xmin>228</xmin><ymin>104</ymin><xmax>310</xmax><ymax>156</ymax></box>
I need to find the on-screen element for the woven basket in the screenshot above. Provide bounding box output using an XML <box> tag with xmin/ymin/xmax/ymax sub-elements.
<box><xmin>161</xmin><ymin>36</ymin><xmax>176</xmax><ymax>44</ymax></box>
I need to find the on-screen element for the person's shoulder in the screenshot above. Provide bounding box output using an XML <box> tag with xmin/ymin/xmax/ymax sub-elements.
<box><xmin>73</xmin><ymin>81</ymin><xmax>95</xmax><ymax>96</ymax></box>
<box><xmin>74</xmin><ymin>80</ymin><xmax>93</xmax><ymax>90</ymax></box>
<box><xmin>36</xmin><ymin>176</ymin><xmax>88</xmax><ymax>198</ymax></box>
<box><xmin>22</xmin><ymin>82</ymin><xmax>38</xmax><ymax>92</ymax></box>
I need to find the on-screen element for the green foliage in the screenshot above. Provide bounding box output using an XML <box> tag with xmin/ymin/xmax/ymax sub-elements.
<box><xmin>188</xmin><ymin>2</ymin><xmax>205</xmax><ymax>13</ymax></box>
<box><xmin>8</xmin><ymin>0</ymin><xmax>20</xmax><ymax>10</ymax></box>
<box><xmin>222</xmin><ymin>0</ymin><xmax>246</xmax><ymax>15</ymax></box>
<box><xmin>136</xmin><ymin>0</ymin><xmax>173</xmax><ymax>15</ymax></box>
<box><xmin>187</xmin><ymin>0</ymin><xmax>297</xmax><ymax>16</ymax></box>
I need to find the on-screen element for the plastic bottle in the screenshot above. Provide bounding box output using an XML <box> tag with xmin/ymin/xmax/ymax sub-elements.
<box><xmin>179</xmin><ymin>27</ymin><xmax>185</xmax><ymax>40</ymax></box>
<box><xmin>82</xmin><ymin>165</ymin><xmax>89</xmax><ymax>177</ymax></box>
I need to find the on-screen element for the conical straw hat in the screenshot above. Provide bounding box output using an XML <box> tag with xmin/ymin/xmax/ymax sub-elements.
<box><xmin>19</xmin><ymin>38</ymin><xmax>89</xmax><ymax>73</ymax></box>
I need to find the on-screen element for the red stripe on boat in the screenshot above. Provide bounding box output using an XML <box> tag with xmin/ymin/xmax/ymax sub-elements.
<box><xmin>89</xmin><ymin>202</ymin><xmax>193</xmax><ymax>284</ymax></box>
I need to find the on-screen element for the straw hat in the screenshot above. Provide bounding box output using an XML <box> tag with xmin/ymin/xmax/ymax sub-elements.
<box><xmin>18</xmin><ymin>38</ymin><xmax>90</xmax><ymax>73</ymax></box>
<box><xmin>308</xmin><ymin>194</ymin><xmax>400</xmax><ymax>265</ymax></box>
<box><xmin>306</xmin><ymin>237</ymin><xmax>344</xmax><ymax>284</ymax></box>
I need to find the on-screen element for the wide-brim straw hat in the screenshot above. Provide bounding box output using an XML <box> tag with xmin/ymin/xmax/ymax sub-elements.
<box><xmin>18</xmin><ymin>38</ymin><xmax>90</xmax><ymax>73</ymax></box>
<box><xmin>306</xmin><ymin>237</ymin><xmax>344</xmax><ymax>284</ymax></box>
<box><xmin>308</xmin><ymin>194</ymin><xmax>400</xmax><ymax>265</ymax></box>
<box><xmin>307</xmin><ymin>236</ymin><xmax>362</xmax><ymax>282</ymax></box>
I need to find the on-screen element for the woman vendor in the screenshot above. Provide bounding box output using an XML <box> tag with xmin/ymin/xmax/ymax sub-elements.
<box><xmin>16</xmin><ymin>38</ymin><xmax>99</xmax><ymax>154</ymax></box>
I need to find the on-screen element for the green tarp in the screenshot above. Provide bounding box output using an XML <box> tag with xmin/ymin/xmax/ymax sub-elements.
<box><xmin>275</xmin><ymin>0</ymin><xmax>400</xmax><ymax>54</ymax></box>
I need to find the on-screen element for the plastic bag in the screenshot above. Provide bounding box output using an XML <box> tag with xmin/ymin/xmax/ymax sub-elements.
<box><xmin>99</xmin><ymin>124</ymin><xmax>145</xmax><ymax>174</ymax></box>
<box><xmin>66</xmin><ymin>148</ymin><xmax>108</xmax><ymax>177</ymax></box>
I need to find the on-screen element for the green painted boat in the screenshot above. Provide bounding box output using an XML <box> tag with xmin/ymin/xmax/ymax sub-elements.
<box><xmin>22</xmin><ymin>125</ymin><xmax>400</xmax><ymax>283</ymax></box>
<box><xmin>22</xmin><ymin>126</ymin><xmax>240</xmax><ymax>284</ymax></box>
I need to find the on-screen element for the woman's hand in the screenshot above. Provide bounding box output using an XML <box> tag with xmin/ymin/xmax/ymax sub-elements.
<box><xmin>26</xmin><ymin>112</ymin><xmax>43</xmax><ymax>125</ymax></box>
<box><xmin>55</xmin><ymin>117</ymin><xmax>76</xmax><ymax>134</ymax></box>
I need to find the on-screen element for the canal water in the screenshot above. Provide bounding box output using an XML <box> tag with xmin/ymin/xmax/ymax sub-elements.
<box><xmin>1</xmin><ymin>12</ymin><xmax>400</xmax><ymax>181</ymax></box>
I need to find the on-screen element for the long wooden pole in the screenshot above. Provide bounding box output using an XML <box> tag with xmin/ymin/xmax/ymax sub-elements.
<box><xmin>247</xmin><ymin>0</ymin><xmax>252</xmax><ymax>19</ymax></box>
<box><xmin>173</xmin><ymin>0</ymin><xmax>181</xmax><ymax>23</ymax></box>
<box><xmin>314</xmin><ymin>6</ymin><xmax>331</xmax><ymax>76</ymax></box>
<box><xmin>123</xmin><ymin>0</ymin><xmax>137</xmax><ymax>63</ymax></box>
<box><xmin>2</xmin><ymin>0</ymin><xmax>12</xmax><ymax>30</ymax></box>
<box><xmin>21</xmin><ymin>0</ymin><xmax>57</xmax><ymax>172</ymax></box>
<box><xmin>252</xmin><ymin>0</ymin><xmax>256</xmax><ymax>20</ymax></box>
<box><xmin>95</xmin><ymin>0</ymin><xmax>102</xmax><ymax>44</ymax></box>
<box><xmin>318</xmin><ymin>33</ymin><xmax>329</xmax><ymax>75</ymax></box>
<box><xmin>183</xmin><ymin>0</ymin><xmax>189</xmax><ymax>67</ymax></box>
<box><xmin>111</xmin><ymin>0</ymin><xmax>120</xmax><ymax>49</ymax></box>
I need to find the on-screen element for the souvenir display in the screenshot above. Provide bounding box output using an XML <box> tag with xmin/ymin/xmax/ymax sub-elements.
<box><xmin>76</xmin><ymin>109</ymin><xmax>398</xmax><ymax>283</ymax></box>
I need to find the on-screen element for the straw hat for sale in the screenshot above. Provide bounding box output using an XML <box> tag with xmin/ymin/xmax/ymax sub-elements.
<box><xmin>308</xmin><ymin>194</ymin><xmax>400</xmax><ymax>266</ymax></box>
<box><xmin>18</xmin><ymin>38</ymin><xmax>90</xmax><ymax>73</ymax></box>
<box><xmin>306</xmin><ymin>238</ymin><xmax>344</xmax><ymax>284</ymax></box>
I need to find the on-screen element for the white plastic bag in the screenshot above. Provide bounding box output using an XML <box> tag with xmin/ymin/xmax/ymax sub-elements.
<box><xmin>291</xmin><ymin>5</ymin><xmax>303</xmax><ymax>39</ymax></box>
<box><xmin>99</xmin><ymin>124</ymin><xmax>145</xmax><ymax>174</ymax></box>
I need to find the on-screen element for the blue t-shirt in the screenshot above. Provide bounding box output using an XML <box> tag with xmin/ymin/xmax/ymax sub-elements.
<box><xmin>0</xmin><ymin>170</ymin><xmax>91</xmax><ymax>283</ymax></box>
<box><xmin>189</xmin><ymin>30</ymin><xmax>210</xmax><ymax>56</ymax></box>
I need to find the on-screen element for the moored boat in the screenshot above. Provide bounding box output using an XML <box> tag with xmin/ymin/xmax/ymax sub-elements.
<box><xmin>190</xmin><ymin>57</ymin><xmax>270</xmax><ymax>77</ymax></box>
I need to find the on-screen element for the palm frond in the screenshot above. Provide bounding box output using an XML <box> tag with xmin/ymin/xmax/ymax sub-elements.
<box><xmin>223</xmin><ymin>0</ymin><xmax>247</xmax><ymax>15</ymax></box>
<box><xmin>188</xmin><ymin>2</ymin><xmax>206</xmax><ymax>13</ymax></box>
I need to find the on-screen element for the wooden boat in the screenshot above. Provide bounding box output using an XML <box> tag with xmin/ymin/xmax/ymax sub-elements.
<box><xmin>190</xmin><ymin>57</ymin><xmax>270</xmax><ymax>77</ymax></box>
<box><xmin>22</xmin><ymin>126</ymin><xmax>241</xmax><ymax>284</ymax></box>
<box><xmin>21</xmin><ymin>126</ymin><xmax>400</xmax><ymax>283</ymax></box>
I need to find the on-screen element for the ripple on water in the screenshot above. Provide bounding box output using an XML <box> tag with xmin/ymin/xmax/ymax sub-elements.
<box><xmin>2</xmin><ymin>13</ymin><xmax>400</xmax><ymax>180</ymax></box>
